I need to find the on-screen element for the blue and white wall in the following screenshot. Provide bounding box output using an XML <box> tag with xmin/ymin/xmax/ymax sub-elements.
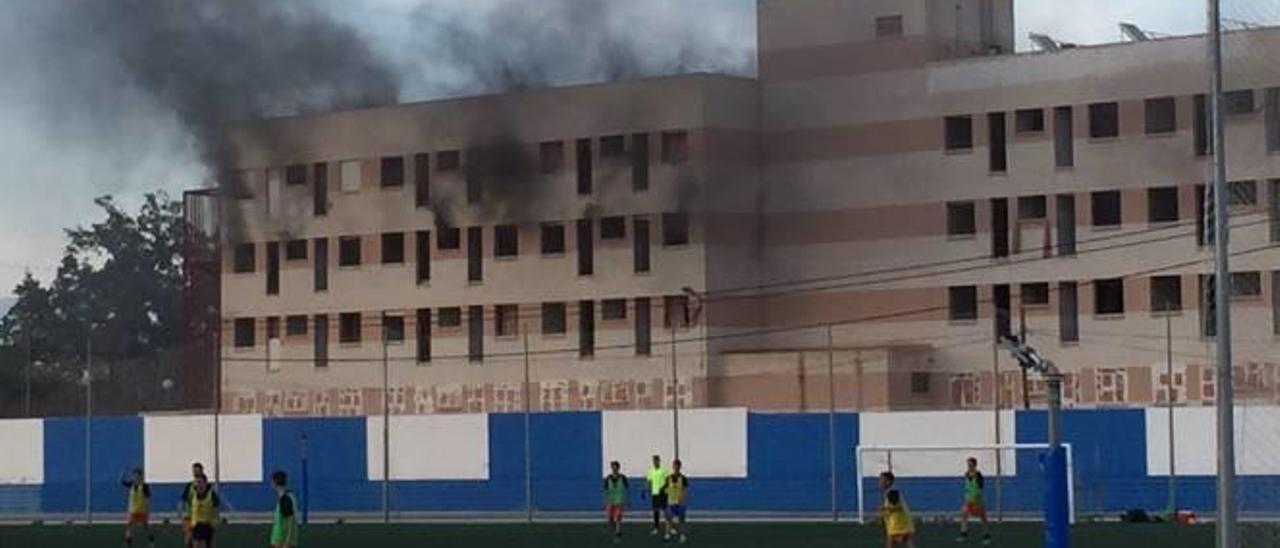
<box><xmin>1</xmin><ymin>408</ymin><xmax>1277</xmax><ymax>517</ymax></box>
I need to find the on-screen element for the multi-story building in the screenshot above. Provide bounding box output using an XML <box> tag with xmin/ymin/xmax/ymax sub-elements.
<box><xmin>192</xmin><ymin>0</ymin><xmax>1280</xmax><ymax>416</ymax></box>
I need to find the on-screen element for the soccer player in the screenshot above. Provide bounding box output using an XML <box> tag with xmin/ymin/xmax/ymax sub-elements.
<box><xmin>664</xmin><ymin>459</ymin><xmax>690</xmax><ymax>544</ymax></box>
<box><xmin>646</xmin><ymin>455</ymin><xmax>669</xmax><ymax>536</ymax></box>
<box><xmin>178</xmin><ymin>462</ymin><xmax>205</xmax><ymax>548</ymax></box>
<box><xmin>270</xmin><ymin>470</ymin><xmax>300</xmax><ymax>548</ymax></box>
<box><xmin>603</xmin><ymin>461</ymin><xmax>629</xmax><ymax>543</ymax></box>
<box><xmin>957</xmin><ymin>457</ymin><xmax>992</xmax><ymax>545</ymax></box>
<box><xmin>880</xmin><ymin>471</ymin><xmax>916</xmax><ymax>548</ymax></box>
<box><xmin>122</xmin><ymin>467</ymin><xmax>155</xmax><ymax>548</ymax></box>
<box><xmin>188</xmin><ymin>473</ymin><xmax>221</xmax><ymax>548</ymax></box>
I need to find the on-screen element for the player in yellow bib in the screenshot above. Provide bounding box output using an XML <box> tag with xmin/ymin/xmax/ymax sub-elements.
<box><xmin>189</xmin><ymin>473</ymin><xmax>221</xmax><ymax>548</ymax></box>
<box><xmin>121</xmin><ymin>468</ymin><xmax>154</xmax><ymax>548</ymax></box>
<box><xmin>879</xmin><ymin>472</ymin><xmax>916</xmax><ymax>548</ymax></box>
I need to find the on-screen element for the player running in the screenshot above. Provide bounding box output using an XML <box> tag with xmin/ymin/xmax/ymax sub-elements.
<box><xmin>270</xmin><ymin>470</ymin><xmax>300</xmax><ymax>548</ymax></box>
<box><xmin>880</xmin><ymin>471</ymin><xmax>916</xmax><ymax>548</ymax></box>
<box><xmin>957</xmin><ymin>457</ymin><xmax>992</xmax><ymax>545</ymax></box>
<box><xmin>603</xmin><ymin>461</ymin><xmax>629</xmax><ymax>543</ymax></box>
<box><xmin>122</xmin><ymin>467</ymin><xmax>155</xmax><ymax>548</ymax></box>
<box><xmin>188</xmin><ymin>473</ymin><xmax>221</xmax><ymax>548</ymax></box>
<box><xmin>646</xmin><ymin>455</ymin><xmax>669</xmax><ymax>536</ymax></box>
<box><xmin>664</xmin><ymin>459</ymin><xmax>690</xmax><ymax>544</ymax></box>
<box><xmin>178</xmin><ymin>462</ymin><xmax>205</xmax><ymax>548</ymax></box>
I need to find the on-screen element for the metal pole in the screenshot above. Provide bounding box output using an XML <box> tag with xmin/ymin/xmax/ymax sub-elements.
<box><xmin>992</xmin><ymin>343</ymin><xmax>1004</xmax><ymax>522</ymax></box>
<box><xmin>213</xmin><ymin>323</ymin><xmax>222</xmax><ymax>489</ymax></box>
<box><xmin>1208</xmin><ymin>1</ymin><xmax>1237</xmax><ymax>545</ymax></box>
<box><xmin>84</xmin><ymin>334</ymin><xmax>93</xmax><ymax>525</ymax></box>
<box><xmin>523</xmin><ymin>326</ymin><xmax>533</xmax><ymax>523</ymax></box>
<box><xmin>382</xmin><ymin>325</ymin><xmax>391</xmax><ymax>524</ymax></box>
<box><xmin>671</xmin><ymin>323</ymin><xmax>680</xmax><ymax>460</ymax></box>
<box><xmin>301</xmin><ymin>432</ymin><xmax>310</xmax><ymax>525</ymax></box>
<box><xmin>1166</xmin><ymin>314</ymin><xmax>1177</xmax><ymax>516</ymax></box>
<box><xmin>826</xmin><ymin>324</ymin><xmax>837</xmax><ymax>522</ymax></box>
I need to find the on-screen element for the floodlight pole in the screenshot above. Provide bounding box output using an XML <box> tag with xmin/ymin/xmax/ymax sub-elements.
<box><xmin>1000</xmin><ymin>337</ymin><xmax>1068</xmax><ymax>548</ymax></box>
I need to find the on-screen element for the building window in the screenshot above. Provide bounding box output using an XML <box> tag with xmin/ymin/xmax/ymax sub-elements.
<box><xmin>338</xmin><ymin>236</ymin><xmax>362</xmax><ymax>266</ymax></box>
<box><xmin>1151</xmin><ymin>275</ymin><xmax>1183</xmax><ymax>312</ymax></box>
<box><xmin>467</xmin><ymin>227</ymin><xmax>483</xmax><ymax>282</ymax></box>
<box><xmin>541</xmin><ymin>303</ymin><xmax>567</xmax><ymax>335</ymax></box>
<box><xmin>540</xmin><ymin>141</ymin><xmax>564</xmax><ymax>174</ymax></box>
<box><xmin>601</xmin><ymin>216</ymin><xmax>626</xmax><ymax>239</ymax></box>
<box><xmin>1088</xmin><ymin>102</ymin><xmax>1119</xmax><ymax>138</ymax></box>
<box><xmin>662</xmin><ymin>212</ymin><xmax>689</xmax><ymax>246</ymax></box>
<box><xmin>990</xmin><ymin>198</ymin><xmax>1009</xmax><ymax>258</ymax></box>
<box><xmin>1054</xmin><ymin>106</ymin><xmax>1074</xmax><ymax>167</ymax></box>
<box><xmin>600</xmin><ymin>135</ymin><xmax>626</xmax><ymax>157</ymax></box>
<box><xmin>1274</xmin><ymin>272</ymin><xmax>1280</xmax><ymax>336</ymax></box>
<box><xmin>541</xmin><ymin>223</ymin><xmax>565</xmax><ymax>254</ymax></box>
<box><xmin>1225</xmin><ymin>89</ymin><xmax>1255</xmax><ymax>115</ymax></box>
<box><xmin>234</xmin><ymin>243</ymin><xmax>256</xmax><ymax>273</ymax></box>
<box><xmin>1148</xmin><ymin>187</ymin><xmax>1180</xmax><ymax>223</ymax></box>
<box><xmin>1228</xmin><ymin>180</ymin><xmax>1257</xmax><ymax>207</ymax></box>
<box><xmin>416</xmin><ymin>230</ymin><xmax>430</xmax><ymax>283</ymax></box>
<box><xmin>1094</xmin><ymin>278</ymin><xmax>1125</xmax><ymax>315</ymax></box>
<box><xmin>416</xmin><ymin>308</ymin><xmax>431</xmax><ymax>363</ymax></box>
<box><xmin>340</xmin><ymin>160</ymin><xmax>362</xmax><ymax>193</ymax></box>
<box><xmin>437</xmin><ymin>227</ymin><xmax>461</xmax><ymax>250</ymax></box>
<box><xmin>1271</xmin><ymin>180</ymin><xmax>1280</xmax><ymax>242</ymax></box>
<box><xmin>382</xmin><ymin>314</ymin><xmax>405</xmax><ymax>344</ymax></box>
<box><xmin>1194</xmin><ymin>94</ymin><xmax>1210</xmax><ymax>156</ymax></box>
<box><xmin>1059</xmin><ymin>282</ymin><xmax>1079</xmax><ymax>342</ymax></box>
<box><xmin>314</xmin><ymin>315</ymin><xmax>329</xmax><ymax>368</ymax></box>
<box><xmin>988</xmin><ymin>112</ymin><xmax>1007</xmax><ymax>172</ymax></box>
<box><xmin>946</xmin><ymin>201</ymin><xmax>976</xmax><ymax>237</ymax></box>
<box><xmin>313</xmin><ymin>238</ymin><xmax>328</xmax><ymax>291</ymax></box>
<box><xmin>468</xmin><ymin>305</ymin><xmax>484</xmax><ymax>363</ymax></box>
<box><xmin>234</xmin><ymin>318</ymin><xmax>255</xmax><ymax>348</ymax></box>
<box><xmin>661</xmin><ymin>131</ymin><xmax>689</xmax><ymax>164</ymax></box>
<box><xmin>1056</xmin><ymin>194</ymin><xmax>1076</xmax><ymax>255</ymax></box>
<box><xmin>1091</xmin><ymin>191</ymin><xmax>1121</xmax><ymax>227</ymax></box>
<box><xmin>664</xmin><ymin>295</ymin><xmax>691</xmax><ymax>329</ymax></box>
<box><xmin>949</xmin><ymin>286</ymin><xmax>978</xmax><ymax>321</ymax></box>
<box><xmin>381</xmin><ymin>156</ymin><xmax>404</xmax><ymax>187</ymax></box>
<box><xmin>1017</xmin><ymin>196</ymin><xmax>1047</xmax><ymax>220</ymax></box>
<box><xmin>495</xmin><ymin>225</ymin><xmax>519</xmax><ymax>258</ymax></box>
<box><xmin>229</xmin><ymin>171</ymin><xmax>254</xmax><ymax>200</ymax></box>
<box><xmin>266</xmin><ymin>242</ymin><xmax>280</xmax><ymax>296</ymax></box>
<box><xmin>634</xmin><ymin>218</ymin><xmax>651</xmax><ymax>273</ymax></box>
<box><xmin>438</xmin><ymin>307</ymin><xmax>462</xmax><ymax>328</ymax></box>
<box><xmin>285</xmin><ymin>240</ymin><xmax>307</xmax><ymax>261</ymax></box>
<box><xmin>576</xmin><ymin>138</ymin><xmax>593</xmax><ymax>195</ymax></box>
<box><xmin>875</xmin><ymin>14</ymin><xmax>904</xmax><ymax>37</ymax></box>
<box><xmin>285</xmin><ymin>315</ymin><xmax>308</xmax><ymax>336</ymax></box>
<box><xmin>993</xmin><ymin>284</ymin><xmax>1011</xmax><ymax>339</ymax></box>
<box><xmin>1021</xmin><ymin>283</ymin><xmax>1050</xmax><ymax>306</ymax></box>
<box><xmin>602</xmin><ymin>299</ymin><xmax>627</xmax><ymax>320</ymax></box>
<box><xmin>579</xmin><ymin>300</ymin><xmax>595</xmax><ymax>358</ymax></box>
<box><xmin>632</xmin><ymin>133</ymin><xmax>650</xmax><ymax>191</ymax></box>
<box><xmin>313</xmin><ymin>162</ymin><xmax>329</xmax><ymax>216</ymax></box>
<box><xmin>381</xmin><ymin>233</ymin><xmax>405</xmax><ymax>264</ymax></box>
<box><xmin>436</xmin><ymin>150</ymin><xmax>460</xmax><ymax>172</ymax></box>
<box><xmin>339</xmin><ymin>313</ymin><xmax>362</xmax><ymax>343</ymax></box>
<box><xmin>910</xmin><ymin>372</ymin><xmax>930</xmax><ymax>394</ymax></box>
<box><xmin>1145</xmin><ymin>97</ymin><xmax>1177</xmax><ymax>134</ymax></box>
<box><xmin>944</xmin><ymin>115</ymin><xmax>973</xmax><ymax>151</ymax></box>
<box><xmin>577</xmin><ymin>219</ymin><xmax>594</xmax><ymax>275</ymax></box>
<box><xmin>285</xmin><ymin>164</ymin><xmax>307</xmax><ymax>186</ymax></box>
<box><xmin>1200</xmin><ymin>275</ymin><xmax>1218</xmax><ymax>337</ymax></box>
<box><xmin>635</xmin><ymin>297</ymin><xmax>652</xmax><ymax>356</ymax></box>
<box><xmin>1232</xmin><ymin>271</ymin><xmax>1262</xmax><ymax>298</ymax></box>
<box><xmin>414</xmin><ymin>153</ymin><xmax>430</xmax><ymax>207</ymax></box>
<box><xmin>495</xmin><ymin>304</ymin><xmax>518</xmax><ymax>337</ymax></box>
<box><xmin>1267</xmin><ymin>88</ymin><xmax>1280</xmax><ymax>152</ymax></box>
<box><xmin>1015</xmin><ymin>108</ymin><xmax>1044</xmax><ymax>133</ymax></box>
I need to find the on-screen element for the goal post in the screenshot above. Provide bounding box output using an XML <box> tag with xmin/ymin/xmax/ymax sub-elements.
<box><xmin>855</xmin><ymin>443</ymin><xmax>1074</xmax><ymax>526</ymax></box>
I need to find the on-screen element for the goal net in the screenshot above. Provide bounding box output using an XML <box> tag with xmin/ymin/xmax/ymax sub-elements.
<box><xmin>856</xmin><ymin>443</ymin><xmax>1075</xmax><ymax>524</ymax></box>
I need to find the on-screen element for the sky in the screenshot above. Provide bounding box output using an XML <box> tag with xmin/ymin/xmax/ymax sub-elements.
<box><xmin>0</xmin><ymin>0</ymin><xmax>1269</xmax><ymax>298</ymax></box>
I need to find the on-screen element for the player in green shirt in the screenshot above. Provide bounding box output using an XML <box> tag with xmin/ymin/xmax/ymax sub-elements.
<box><xmin>646</xmin><ymin>455</ymin><xmax>669</xmax><ymax>536</ymax></box>
<box><xmin>269</xmin><ymin>470</ymin><xmax>300</xmax><ymax>548</ymax></box>
<box><xmin>603</xmin><ymin>461</ymin><xmax>630</xmax><ymax>543</ymax></box>
<box><xmin>957</xmin><ymin>457</ymin><xmax>991</xmax><ymax>545</ymax></box>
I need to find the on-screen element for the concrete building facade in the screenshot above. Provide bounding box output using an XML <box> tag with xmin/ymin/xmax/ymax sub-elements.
<box><xmin>201</xmin><ymin>0</ymin><xmax>1280</xmax><ymax>416</ymax></box>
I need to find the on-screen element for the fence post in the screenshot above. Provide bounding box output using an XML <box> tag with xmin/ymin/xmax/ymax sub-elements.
<box><xmin>826</xmin><ymin>324</ymin><xmax>837</xmax><ymax>522</ymax></box>
<box><xmin>523</xmin><ymin>327</ymin><xmax>533</xmax><ymax>523</ymax></box>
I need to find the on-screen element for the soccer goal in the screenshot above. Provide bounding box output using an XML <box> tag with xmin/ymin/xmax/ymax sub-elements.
<box><xmin>855</xmin><ymin>443</ymin><xmax>1074</xmax><ymax>525</ymax></box>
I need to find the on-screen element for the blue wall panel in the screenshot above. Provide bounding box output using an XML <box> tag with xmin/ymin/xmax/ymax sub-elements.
<box><xmin>263</xmin><ymin>417</ymin><xmax>371</xmax><ymax>513</ymax></box>
<box><xmin>41</xmin><ymin>417</ymin><xmax>142</xmax><ymax>514</ymax></box>
<box><xmin>1017</xmin><ymin>409</ymin><xmax>1153</xmax><ymax>512</ymax></box>
<box><xmin>530</xmin><ymin>411</ymin><xmax>600</xmax><ymax>512</ymax></box>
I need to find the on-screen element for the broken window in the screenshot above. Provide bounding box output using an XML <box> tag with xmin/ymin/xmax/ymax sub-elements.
<box><xmin>579</xmin><ymin>300</ymin><xmax>595</xmax><ymax>358</ymax></box>
<box><xmin>662</xmin><ymin>212</ymin><xmax>689</xmax><ymax>246</ymax></box>
<box><xmin>313</xmin><ymin>162</ymin><xmax>328</xmax><ymax>216</ymax></box>
<box><xmin>468</xmin><ymin>305</ymin><xmax>484</xmax><ymax>363</ymax></box>
<box><xmin>414</xmin><ymin>153</ymin><xmax>430</xmax><ymax>207</ymax></box>
<box><xmin>340</xmin><ymin>160</ymin><xmax>361</xmax><ymax>193</ymax></box>
<box><xmin>1015</xmin><ymin>108</ymin><xmax>1044</xmax><ymax>133</ymax></box>
<box><xmin>381</xmin><ymin>156</ymin><xmax>404</xmax><ymax>187</ymax></box>
<box><xmin>467</xmin><ymin>227</ymin><xmax>483</xmax><ymax>282</ymax></box>
<box><xmin>416</xmin><ymin>230</ymin><xmax>430</xmax><ymax>283</ymax></box>
<box><xmin>313</xmin><ymin>238</ymin><xmax>328</xmax><ymax>291</ymax></box>
<box><xmin>576</xmin><ymin>138</ymin><xmax>593</xmax><ymax>195</ymax></box>
<box><xmin>875</xmin><ymin>14</ymin><xmax>903</xmax><ymax>37</ymax></box>
<box><xmin>495</xmin><ymin>225</ymin><xmax>518</xmax><ymax>258</ymax></box>
<box><xmin>1056</xmin><ymin>194</ymin><xmax>1076</xmax><ymax>255</ymax></box>
<box><xmin>946</xmin><ymin>201</ymin><xmax>976</xmax><ymax>236</ymax></box>
<box><xmin>285</xmin><ymin>239</ymin><xmax>307</xmax><ymax>261</ymax></box>
<box><xmin>1059</xmin><ymin>282</ymin><xmax>1079</xmax><ymax>342</ymax></box>
<box><xmin>495</xmin><ymin>304</ymin><xmax>518</xmax><ymax>337</ymax></box>
<box><xmin>1144</xmin><ymin>97</ymin><xmax>1177</xmax><ymax>134</ymax></box>
<box><xmin>988</xmin><ymin>112</ymin><xmax>1007</xmax><ymax>172</ymax></box>
<box><xmin>286</xmin><ymin>315</ymin><xmax>308</xmax><ymax>336</ymax></box>
<box><xmin>1017</xmin><ymin>196</ymin><xmax>1047</xmax><ymax>220</ymax></box>
<box><xmin>266</xmin><ymin>242</ymin><xmax>280</xmax><ymax>296</ymax></box>
<box><xmin>286</xmin><ymin>164</ymin><xmax>306</xmax><ymax>186</ymax></box>
<box><xmin>600</xmin><ymin>216</ymin><xmax>626</xmax><ymax>239</ymax></box>
<box><xmin>661</xmin><ymin>131</ymin><xmax>689</xmax><ymax>164</ymax></box>
<box><xmin>339</xmin><ymin>312</ymin><xmax>361</xmax><ymax>343</ymax></box>
<box><xmin>1091</xmin><ymin>191</ymin><xmax>1121</xmax><ymax>227</ymax></box>
<box><xmin>313</xmin><ymin>314</ymin><xmax>329</xmax><ymax>368</ymax></box>
<box><xmin>338</xmin><ymin>236</ymin><xmax>362</xmax><ymax>266</ymax></box>
<box><xmin>602</xmin><ymin>299</ymin><xmax>627</xmax><ymax>320</ymax></box>
<box><xmin>542</xmin><ymin>302</ymin><xmax>567</xmax><ymax>335</ymax></box>
<box><xmin>944</xmin><ymin>115</ymin><xmax>973</xmax><ymax>151</ymax></box>
<box><xmin>436</xmin><ymin>150</ymin><xmax>460</xmax><ymax>172</ymax></box>
<box><xmin>1148</xmin><ymin>187</ymin><xmax>1180</xmax><ymax>223</ymax></box>
<box><xmin>541</xmin><ymin>223</ymin><xmax>565</xmax><ymax>254</ymax></box>
<box><xmin>1021</xmin><ymin>282</ymin><xmax>1050</xmax><ymax>306</ymax></box>
<box><xmin>234</xmin><ymin>243</ymin><xmax>256</xmax><ymax>273</ymax></box>
<box><xmin>948</xmin><ymin>286</ymin><xmax>978</xmax><ymax>321</ymax></box>
<box><xmin>540</xmin><ymin>141</ymin><xmax>564</xmax><ymax>174</ymax></box>
<box><xmin>382</xmin><ymin>314</ymin><xmax>405</xmax><ymax>344</ymax></box>
<box><xmin>234</xmin><ymin>318</ymin><xmax>255</xmax><ymax>348</ymax></box>
<box><xmin>634</xmin><ymin>218</ymin><xmax>651</xmax><ymax>273</ymax></box>
<box><xmin>416</xmin><ymin>308</ymin><xmax>431</xmax><ymax>363</ymax></box>
<box><xmin>577</xmin><ymin>219</ymin><xmax>594</xmax><ymax>275</ymax></box>
<box><xmin>438</xmin><ymin>307</ymin><xmax>462</xmax><ymax>328</ymax></box>
<box><xmin>1054</xmin><ymin>106</ymin><xmax>1074</xmax><ymax>167</ymax></box>
<box><xmin>1151</xmin><ymin>275</ymin><xmax>1182</xmax><ymax>312</ymax></box>
<box><xmin>381</xmin><ymin>232</ymin><xmax>405</xmax><ymax>264</ymax></box>
<box><xmin>1088</xmin><ymin>102</ymin><xmax>1119</xmax><ymax>138</ymax></box>
<box><xmin>1094</xmin><ymin>278</ymin><xmax>1125</xmax><ymax>315</ymax></box>
<box><xmin>600</xmin><ymin>135</ymin><xmax>626</xmax><ymax>157</ymax></box>
<box><xmin>632</xmin><ymin>133</ymin><xmax>650</xmax><ymax>191</ymax></box>
<box><xmin>635</xmin><ymin>297</ymin><xmax>652</xmax><ymax>355</ymax></box>
<box><xmin>437</xmin><ymin>227</ymin><xmax>461</xmax><ymax>250</ymax></box>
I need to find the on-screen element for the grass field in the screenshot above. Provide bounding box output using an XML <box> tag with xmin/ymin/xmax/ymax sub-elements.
<box><xmin>0</xmin><ymin>521</ymin><xmax>1217</xmax><ymax>547</ymax></box>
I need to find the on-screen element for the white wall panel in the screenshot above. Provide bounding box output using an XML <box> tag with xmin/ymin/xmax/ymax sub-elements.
<box><xmin>366</xmin><ymin>414</ymin><xmax>489</xmax><ymax>481</ymax></box>
<box><xmin>1147</xmin><ymin>406</ymin><xmax>1280</xmax><ymax>476</ymax></box>
<box><xmin>0</xmin><ymin>419</ymin><xmax>42</xmax><ymax>485</ymax></box>
<box><xmin>144</xmin><ymin>415</ymin><xmax>263</xmax><ymax>483</ymax></box>
<box><xmin>601</xmin><ymin>408</ymin><xmax>747</xmax><ymax>478</ymax></box>
<box><xmin>859</xmin><ymin>410</ymin><xmax>1016</xmax><ymax>477</ymax></box>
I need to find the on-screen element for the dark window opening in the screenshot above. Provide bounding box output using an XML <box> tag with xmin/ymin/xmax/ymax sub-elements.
<box><xmin>632</xmin><ymin>133</ymin><xmax>650</xmax><ymax>191</ymax></box>
<box><xmin>945</xmin><ymin>115</ymin><xmax>973</xmax><ymax>151</ymax></box>
<box><xmin>1225</xmin><ymin>89</ymin><xmax>1255</xmax><ymax>115</ymax></box>
<box><xmin>661</xmin><ymin>131</ymin><xmax>689</xmax><ymax>164</ymax></box>
<box><xmin>542</xmin><ymin>303</ymin><xmax>567</xmax><ymax>335</ymax></box>
<box><xmin>875</xmin><ymin>14</ymin><xmax>904</xmax><ymax>37</ymax></box>
<box><xmin>1151</xmin><ymin>275</ymin><xmax>1183</xmax><ymax>312</ymax></box>
<box><xmin>339</xmin><ymin>313</ymin><xmax>362</xmax><ymax>343</ymax></box>
<box><xmin>990</xmin><ymin>198</ymin><xmax>1009</xmax><ymax>258</ymax></box>
<box><xmin>1229</xmin><ymin>180</ymin><xmax>1257</xmax><ymax>207</ymax></box>
<box><xmin>286</xmin><ymin>164</ymin><xmax>306</xmax><ymax>186</ymax></box>
<box><xmin>313</xmin><ymin>238</ymin><xmax>328</xmax><ymax>291</ymax></box>
<box><xmin>1054</xmin><ymin>106</ymin><xmax>1074</xmax><ymax>167</ymax></box>
<box><xmin>416</xmin><ymin>308</ymin><xmax>431</xmax><ymax>363</ymax></box>
<box><xmin>540</xmin><ymin>141</ymin><xmax>564</xmax><ymax>174</ymax></box>
<box><xmin>1267</xmin><ymin>88</ymin><xmax>1280</xmax><ymax>152</ymax></box>
<box><xmin>602</xmin><ymin>299</ymin><xmax>627</xmax><ymax>320</ymax></box>
<box><xmin>1015</xmin><ymin>109</ymin><xmax>1044</xmax><ymax>133</ymax></box>
<box><xmin>577</xmin><ymin>219</ymin><xmax>594</xmax><ymax>276</ymax></box>
<box><xmin>468</xmin><ymin>305</ymin><xmax>484</xmax><ymax>363</ymax></box>
<box><xmin>286</xmin><ymin>315</ymin><xmax>308</xmax><ymax>336</ymax></box>
<box><xmin>664</xmin><ymin>295</ymin><xmax>691</xmax><ymax>329</ymax></box>
<box><xmin>1059</xmin><ymin>282</ymin><xmax>1079</xmax><ymax>342</ymax></box>
<box><xmin>662</xmin><ymin>212</ymin><xmax>689</xmax><ymax>246</ymax></box>
<box><xmin>993</xmin><ymin>284</ymin><xmax>1011</xmax><ymax>340</ymax></box>
<box><xmin>1091</xmin><ymin>191</ymin><xmax>1122</xmax><ymax>227</ymax></box>
<box><xmin>1274</xmin><ymin>272</ymin><xmax>1280</xmax><ymax>336</ymax></box>
<box><xmin>1194</xmin><ymin>94</ymin><xmax>1210</xmax><ymax>156</ymax></box>
<box><xmin>1145</xmin><ymin>97</ymin><xmax>1177</xmax><ymax>134</ymax></box>
<box><xmin>1232</xmin><ymin>271</ymin><xmax>1262</xmax><ymax>298</ymax></box>
<box><xmin>910</xmin><ymin>372</ymin><xmax>930</xmax><ymax>394</ymax></box>
<box><xmin>1017</xmin><ymin>196</ymin><xmax>1047</xmax><ymax>220</ymax></box>
<box><xmin>1088</xmin><ymin>102</ymin><xmax>1119</xmax><ymax>138</ymax></box>
<box><xmin>383</xmin><ymin>314</ymin><xmax>405</xmax><ymax>343</ymax></box>
<box><xmin>541</xmin><ymin>223</ymin><xmax>565</xmax><ymax>254</ymax></box>
<box><xmin>314</xmin><ymin>315</ymin><xmax>329</xmax><ymax>368</ymax></box>
<box><xmin>438</xmin><ymin>227</ymin><xmax>461</xmax><ymax>250</ymax></box>
<box><xmin>1021</xmin><ymin>282</ymin><xmax>1050</xmax><ymax>306</ymax></box>
<box><xmin>495</xmin><ymin>225</ymin><xmax>519</xmax><ymax>258</ymax></box>
<box><xmin>1056</xmin><ymin>194</ymin><xmax>1076</xmax><ymax>255</ymax></box>
<box><xmin>579</xmin><ymin>300</ymin><xmax>595</xmax><ymax>358</ymax></box>
<box><xmin>1094</xmin><ymin>278</ymin><xmax>1125</xmax><ymax>315</ymax></box>
<box><xmin>338</xmin><ymin>236</ymin><xmax>362</xmax><ymax>266</ymax></box>
<box><xmin>634</xmin><ymin>218</ymin><xmax>651</xmax><ymax>273</ymax></box>
<box><xmin>601</xmin><ymin>216</ymin><xmax>626</xmax><ymax>239</ymax></box>
<box><xmin>988</xmin><ymin>112</ymin><xmax>1007</xmax><ymax>172</ymax></box>
<box><xmin>635</xmin><ymin>298</ymin><xmax>652</xmax><ymax>356</ymax></box>
<box><xmin>381</xmin><ymin>232</ymin><xmax>405</xmax><ymax>264</ymax></box>
<box><xmin>600</xmin><ymin>135</ymin><xmax>626</xmax><ymax>157</ymax></box>
<box><xmin>1148</xmin><ymin>187</ymin><xmax>1180</xmax><ymax>223</ymax></box>
<box><xmin>416</xmin><ymin>230</ymin><xmax>430</xmax><ymax>283</ymax></box>
<box><xmin>1271</xmin><ymin>180</ymin><xmax>1280</xmax><ymax>242</ymax></box>
<box><xmin>1200</xmin><ymin>275</ymin><xmax>1218</xmax><ymax>337</ymax></box>
<box><xmin>313</xmin><ymin>163</ymin><xmax>329</xmax><ymax>216</ymax></box>
<box><xmin>234</xmin><ymin>318</ymin><xmax>255</xmax><ymax>348</ymax></box>
<box><xmin>495</xmin><ymin>305</ymin><xmax>518</xmax><ymax>337</ymax></box>
<box><xmin>948</xmin><ymin>286</ymin><xmax>978</xmax><ymax>321</ymax></box>
<box><xmin>576</xmin><ymin>138</ymin><xmax>593</xmax><ymax>195</ymax></box>
<box><xmin>266</xmin><ymin>242</ymin><xmax>280</xmax><ymax>296</ymax></box>
<box><xmin>234</xmin><ymin>243</ymin><xmax>256</xmax><ymax>273</ymax></box>
<box><xmin>946</xmin><ymin>201</ymin><xmax>976</xmax><ymax>236</ymax></box>
<box><xmin>285</xmin><ymin>240</ymin><xmax>307</xmax><ymax>261</ymax></box>
<box><xmin>414</xmin><ymin>153</ymin><xmax>430</xmax><ymax>207</ymax></box>
<box><xmin>381</xmin><ymin>156</ymin><xmax>404</xmax><ymax>187</ymax></box>
<box><xmin>439</xmin><ymin>307</ymin><xmax>462</xmax><ymax>328</ymax></box>
<box><xmin>259</xmin><ymin>315</ymin><xmax>276</xmax><ymax>340</ymax></box>
<box><xmin>467</xmin><ymin>227</ymin><xmax>483</xmax><ymax>282</ymax></box>
<box><xmin>436</xmin><ymin>150</ymin><xmax>460</xmax><ymax>172</ymax></box>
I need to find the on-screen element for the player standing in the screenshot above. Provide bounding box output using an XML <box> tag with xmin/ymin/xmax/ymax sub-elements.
<box><xmin>122</xmin><ymin>467</ymin><xmax>155</xmax><ymax>548</ymax></box>
<box><xmin>957</xmin><ymin>457</ymin><xmax>992</xmax><ymax>545</ymax></box>
<box><xmin>269</xmin><ymin>470</ymin><xmax>300</xmax><ymax>548</ymax></box>
<box><xmin>646</xmin><ymin>455</ymin><xmax>669</xmax><ymax>536</ymax></box>
<box><xmin>188</xmin><ymin>473</ymin><xmax>221</xmax><ymax>548</ymax></box>
<box><xmin>664</xmin><ymin>459</ymin><xmax>690</xmax><ymax>544</ymax></box>
<box><xmin>178</xmin><ymin>462</ymin><xmax>205</xmax><ymax>548</ymax></box>
<box><xmin>880</xmin><ymin>471</ymin><xmax>916</xmax><ymax>548</ymax></box>
<box><xmin>603</xmin><ymin>461</ymin><xmax>629</xmax><ymax>543</ymax></box>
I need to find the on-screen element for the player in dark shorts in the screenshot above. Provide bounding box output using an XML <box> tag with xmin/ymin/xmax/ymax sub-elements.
<box><xmin>646</xmin><ymin>455</ymin><xmax>670</xmax><ymax>536</ymax></box>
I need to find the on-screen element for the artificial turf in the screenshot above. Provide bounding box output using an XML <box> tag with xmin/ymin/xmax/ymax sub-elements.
<box><xmin>0</xmin><ymin>521</ymin><xmax>1222</xmax><ymax>548</ymax></box>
